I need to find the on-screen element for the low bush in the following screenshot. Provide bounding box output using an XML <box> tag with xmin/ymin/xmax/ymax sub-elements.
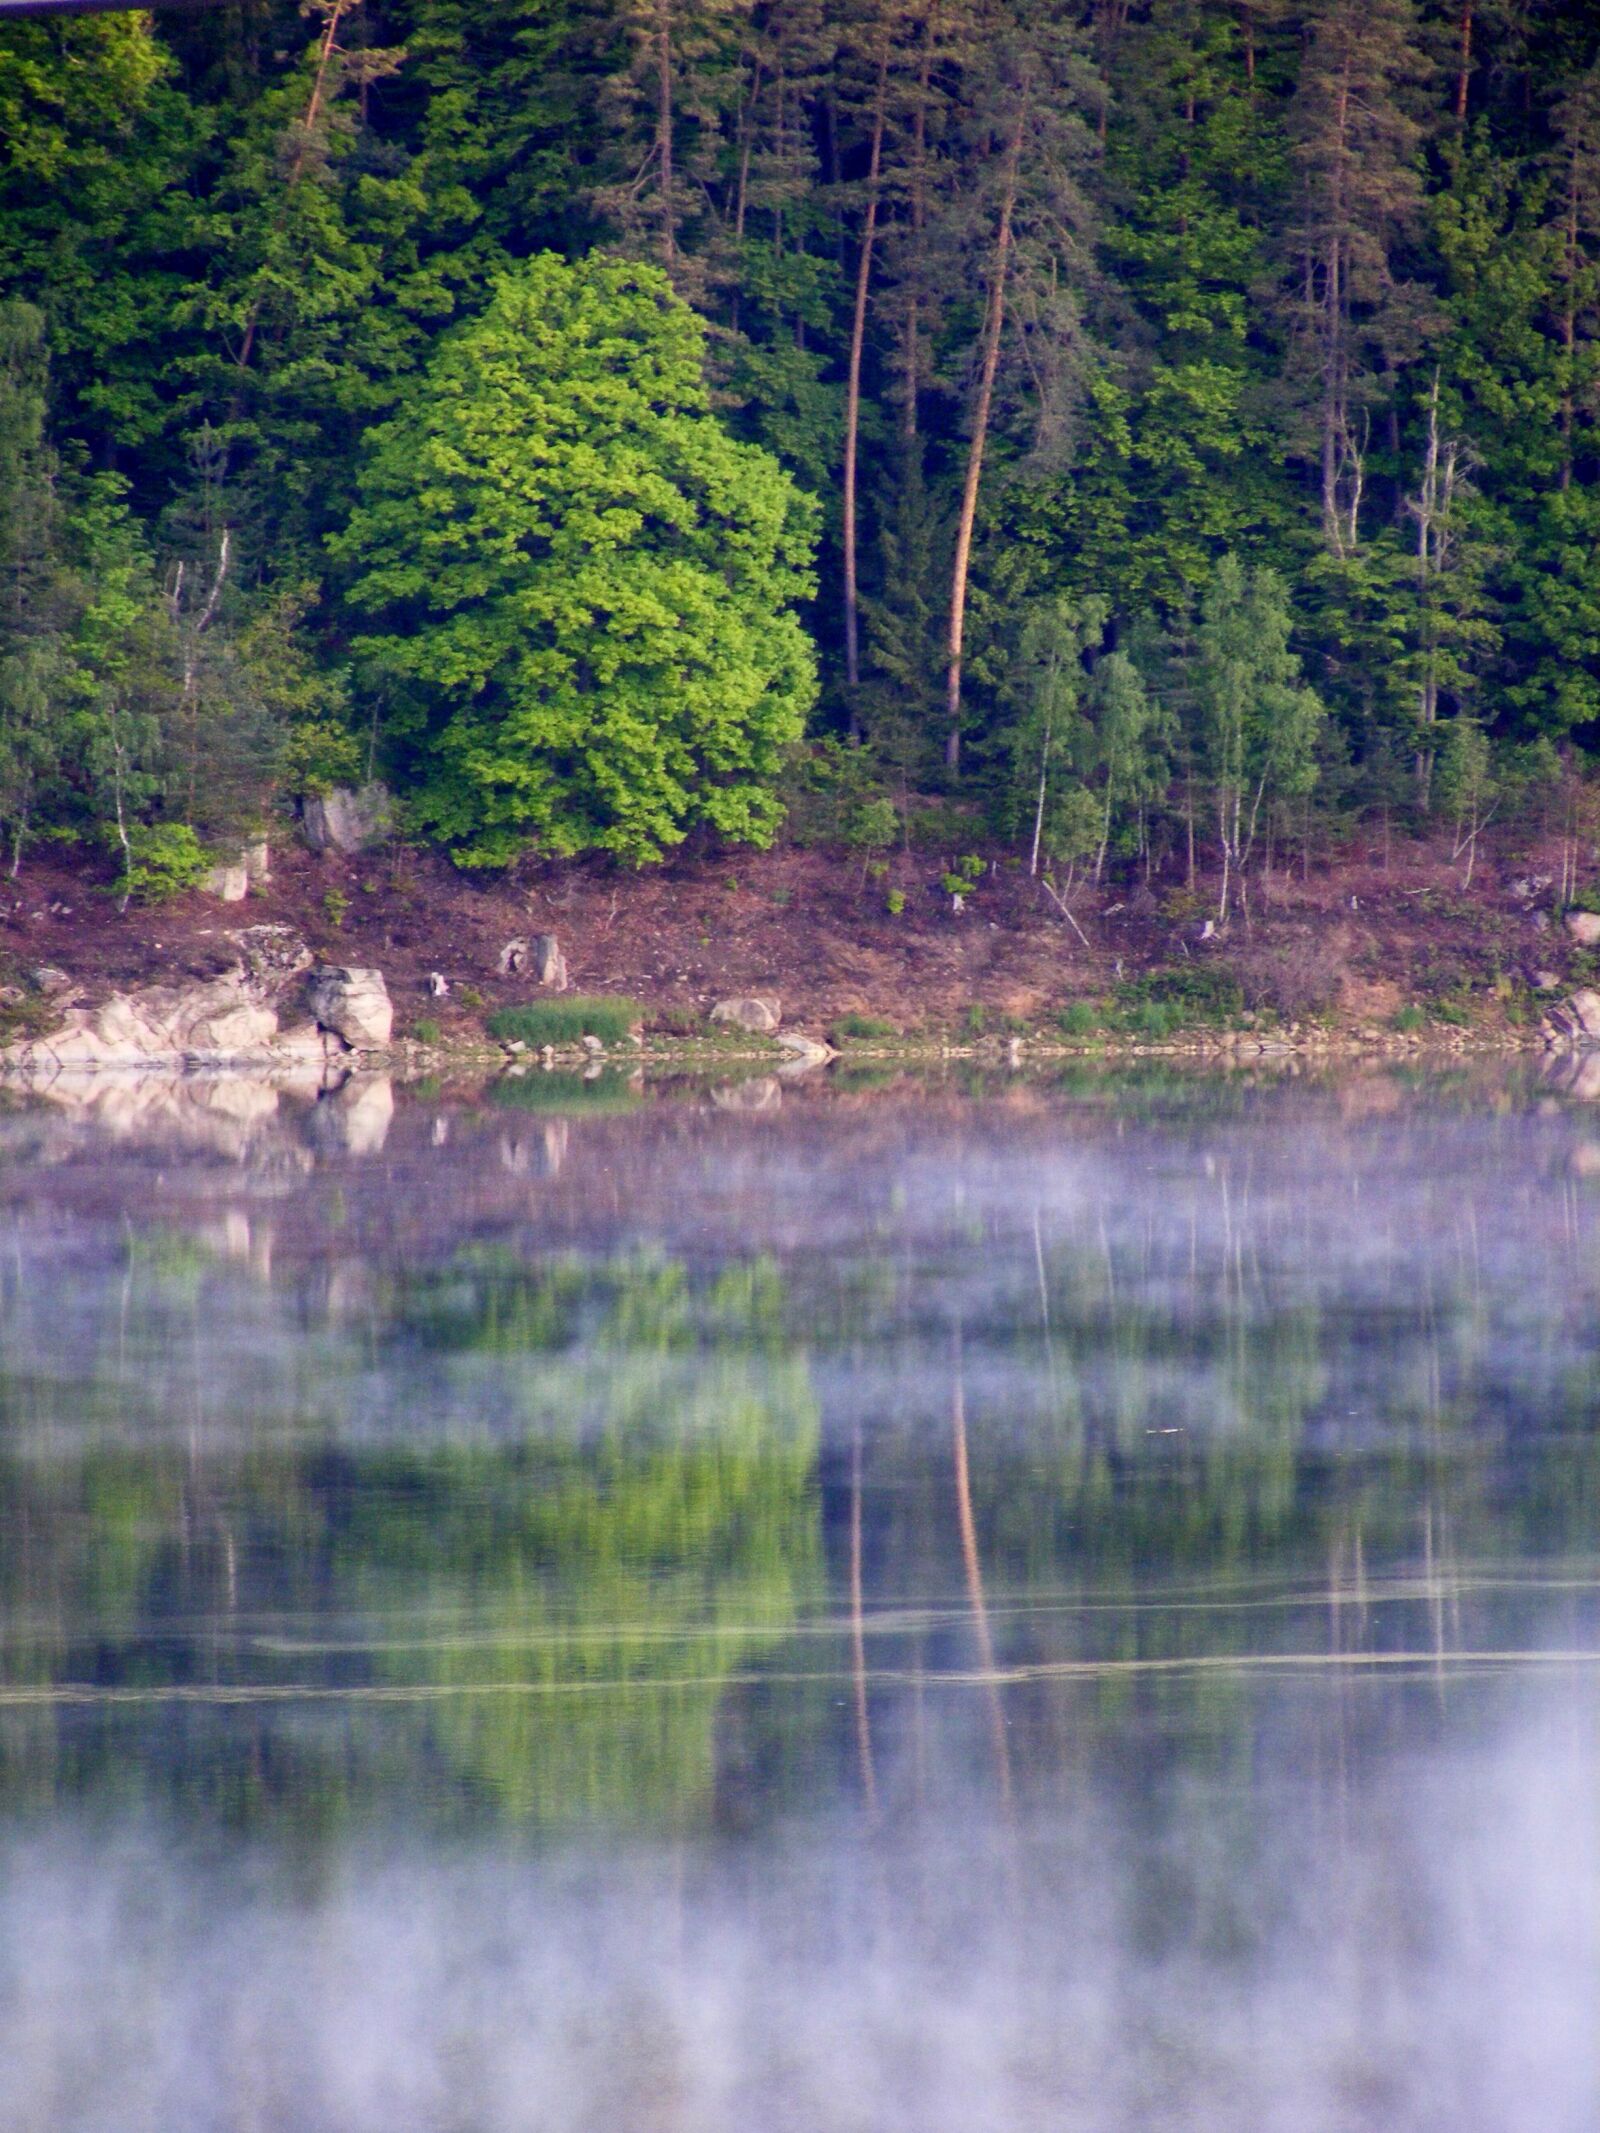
<box><xmin>833</xmin><ymin>1012</ymin><xmax>898</xmax><ymax>1042</ymax></box>
<box><xmin>1115</xmin><ymin>963</ymin><xmax>1245</xmax><ymax>1026</ymax></box>
<box><xmin>487</xmin><ymin>996</ymin><xmax>647</xmax><ymax>1047</ymax></box>
<box><xmin>1057</xmin><ymin>1000</ymin><xmax>1103</xmax><ymax>1039</ymax></box>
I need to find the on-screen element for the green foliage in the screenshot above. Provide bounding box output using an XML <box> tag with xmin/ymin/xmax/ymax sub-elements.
<box><xmin>106</xmin><ymin>821</ymin><xmax>210</xmax><ymax>903</ymax></box>
<box><xmin>322</xmin><ymin>887</ymin><xmax>350</xmax><ymax>929</ymax></box>
<box><xmin>832</xmin><ymin>1012</ymin><xmax>897</xmax><ymax>1042</ymax></box>
<box><xmin>334</xmin><ymin>252</ymin><xmax>818</xmax><ymax>866</ymax></box>
<box><xmin>487</xmin><ymin>996</ymin><xmax>648</xmax><ymax>1047</ymax></box>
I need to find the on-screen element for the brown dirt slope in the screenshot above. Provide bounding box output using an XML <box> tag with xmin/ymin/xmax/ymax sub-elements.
<box><xmin>0</xmin><ymin>829</ymin><xmax>1580</xmax><ymax>1042</ymax></box>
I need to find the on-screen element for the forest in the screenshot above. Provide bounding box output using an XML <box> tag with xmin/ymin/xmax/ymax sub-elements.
<box><xmin>4</xmin><ymin>0</ymin><xmax>1600</xmax><ymax>906</ymax></box>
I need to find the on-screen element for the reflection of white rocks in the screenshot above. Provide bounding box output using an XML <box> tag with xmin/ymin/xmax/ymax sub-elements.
<box><xmin>711</xmin><ymin>1076</ymin><xmax>783</xmax><ymax>1112</ymax></box>
<box><xmin>306</xmin><ymin>966</ymin><xmax>393</xmax><ymax>1050</ymax></box>
<box><xmin>307</xmin><ymin>1074</ymin><xmax>394</xmax><ymax>1155</ymax></box>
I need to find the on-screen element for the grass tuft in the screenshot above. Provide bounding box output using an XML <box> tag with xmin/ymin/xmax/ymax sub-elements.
<box><xmin>487</xmin><ymin>996</ymin><xmax>647</xmax><ymax>1047</ymax></box>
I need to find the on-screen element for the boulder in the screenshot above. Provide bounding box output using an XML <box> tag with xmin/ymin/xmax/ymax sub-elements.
<box><xmin>229</xmin><ymin>925</ymin><xmax>313</xmax><ymax>984</ymax></box>
<box><xmin>301</xmin><ymin>783</ymin><xmax>392</xmax><ymax>855</ymax></box>
<box><xmin>241</xmin><ymin>838</ymin><xmax>270</xmax><ymax>887</ymax></box>
<box><xmin>30</xmin><ymin>967</ymin><xmax>71</xmax><ymax>996</ymax></box>
<box><xmin>1565</xmin><ymin>910</ymin><xmax>1600</xmax><ymax>947</ymax></box>
<box><xmin>1545</xmin><ymin>988</ymin><xmax>1600</xmax><ymax>1046</ymax></box>
<box><xmin>773</xmin><ymin>1028</ymin><xmax>835</xmax><ymax>1070</ymax></box>
<box><xmin>710</xmin><ymin>996</ymin><xmax>782</xmax><ymax>1035</ymax></box>
<box><xmin>203</xmin><ymin>862</ymin><xmax>250</xmax><ymax>902</ymax></box>
<box><xmin>426</xmin><ymin>971</ymin><xmax>449</xmax><ymax>999</ymax></box>
<box><xmin>533</xmin><ymin>934</ymin><xmax>569</xmax><ymax>991</ymax></box>
<box><xmin>306</xmin><ymin>965</ymin><xmax>393</xmax><ymax>1049</ymax></box>
<box><xmin>498</xmin><ymin>939</ymin><xmax>528</xmax><ymax>976</ymax></box>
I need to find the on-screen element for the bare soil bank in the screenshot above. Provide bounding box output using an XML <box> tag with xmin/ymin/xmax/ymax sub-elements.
<box><xmin>0</xmin><ymin>830</ymin><xmax>1584</xmax><ymax>1048</ymax></box>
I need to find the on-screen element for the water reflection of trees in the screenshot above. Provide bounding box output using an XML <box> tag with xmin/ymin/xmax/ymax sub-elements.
<box><xmin>0</xmin><ymin>1249</ymin><xmax>823</xmax><ymax>1834</ymax></box>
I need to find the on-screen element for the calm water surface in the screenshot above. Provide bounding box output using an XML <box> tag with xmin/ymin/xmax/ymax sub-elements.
<box><xmin>1</xmin><ymin>1065</ymin><xmax>1598</xmax><ymax>2132</ymax></box>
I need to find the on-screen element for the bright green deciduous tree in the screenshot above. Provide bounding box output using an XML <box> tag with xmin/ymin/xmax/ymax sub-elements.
<box><xmin>1194</xmin><ymin>554</ymin><xmax>1327</xmax><ymax>921</ymax></box>
<box><xmin>333</xmin><ymin>250</ymin><xmax>819</xmax><ymax>865</ymax></box>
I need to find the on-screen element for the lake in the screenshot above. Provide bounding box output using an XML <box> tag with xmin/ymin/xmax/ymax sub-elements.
<box><xmin>1</xmin><ymin>1063</ymin><xmax>1597</xmax><ymax>2132</ymax></box>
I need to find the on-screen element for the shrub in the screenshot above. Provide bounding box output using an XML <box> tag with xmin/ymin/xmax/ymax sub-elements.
<box><xmin>1232</xmin><ymin>938</ymin><xmax>1345</xmax><ymax>1019</ymax></box>
<box><xmin>413</xmin><ymin>1017</ymin><xmax>442</xmax><ymax>1046</ymax></box>
<box><xmin>487</xmin><ymin>996</ymin><xmax>647</xmax><ymax>1047</ymax></box>
<box><xmin>1116</xmin><ymin>963</ymin><xmax>1244</xmax><ymax>1026</ymax></box>
<box><xmin>107</xmin><ymin>823</ymin><xmax>211</xmax><ymax>903</ymax></box>
<box><xmin>1057</xmin><ymin>1000</ymin><xmax>1102</xmax><ymax>1039</ymax></box>
<box><xmin>833</xmin><ymin>1012</ymin><xmax>897</xmax><ymax>1042</ymax></box>
<box><xmin>885</xmin><ymin>888</ymin><xmax>906</xmax><ymax>916</ymax></box>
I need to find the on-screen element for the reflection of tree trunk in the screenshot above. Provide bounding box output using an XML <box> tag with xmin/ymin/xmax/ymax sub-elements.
<box><xmin>951</xmin><ymin>1333</ymin><xmax>1012</xmax><ymax>1806</ymax></box>
<box><xmin>850</xmin><ymin>1420</ymin><xmax>878</xmax><ymax>1810</ymax></box>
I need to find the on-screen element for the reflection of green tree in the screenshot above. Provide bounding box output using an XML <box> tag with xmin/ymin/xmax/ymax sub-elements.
<box><xmin>0</xmin><ymin>1249</ymin><xmax>823</xmax><ymax>1834</ymax></box>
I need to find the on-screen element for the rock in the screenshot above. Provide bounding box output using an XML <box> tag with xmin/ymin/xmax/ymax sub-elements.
<box><xmin>3</xmin><ymin>973</ymin><xmax>280</xmax><ymax>1071</ymax></box>
<box><xmin>1546</xmin><ymin>988</ymin><xmax>1600</xmax><ymax>1045</ymax></box>
<box><xmin>301</xmin><ymin>783</ymin><xmax>392</xmax><ymax>856</ymax></box>
<box><xmin>581</xmin><ymin>1033</ymin><xmax>604</xmax><ymax>1055</ymax></box>
<box><xmin>710</xmin><ymin>996</ymin><xmax>782</xmax><ymax>1035</ymax></box>
<box><xmin>229</xmin><ymin>925</ymin><xmax>312</xmax><ymax>984</ymax></box>
<box><xmin>241</xmin><ymin>838</ymin><xmax>270</xmax><ymax>887</ymax></box>
<box><xmin>272</xmin><ymin>1020</ymin><xmax>339</xmax><ymax>1066</ymax></box>
<box><xmin>30</xmin><ymin>967</ymin><xmax>71</xmax><ymax>996</ymax></box>
<box><xmin>533</xmin><ymin>934</ymin><xmax>569</xmax><ymax>991</ymax></box>
<box><xmin>1510</xmin><ymin>874</ymin><xmax>1552</xmax><ymax>904</ymax></box>
<box><xmin>426</xmin><ymin>972</ymin><xmax>450</xmax><ymax>998</ymax></box>
<box><xmin>773</xmin><ymin>1029</ymin><xmax>835</xmax><ymax>1068</ymax></box>
<box><xmin>1534</xmin><ymin>970</ymin><xmax>1563</xmax><ymax>992</ymax></box>
<box><xmin>498</xmin><ymin>939</ymin><xmax>528</xmax><ymax>976</ymax></box>
<box><xmin>203</xmin><ymin>862</ymin><xmax>250</xmax><ymax>902</ymax></box>
<box><xmin>1565</xmin><ymin>910</ymin><xmax>1600</xmax><ymax>947</ymax></box>
<box><xmin>305</xmin><ymin>965</ymin><xmax>393</xmax><ymax>1049</ymax></box>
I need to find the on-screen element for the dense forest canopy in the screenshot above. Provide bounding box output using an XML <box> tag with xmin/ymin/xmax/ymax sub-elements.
<box><xmin>4</xmin><ymin>0</ymin><xmax>1600</xmax><ymax>890</ymax></box>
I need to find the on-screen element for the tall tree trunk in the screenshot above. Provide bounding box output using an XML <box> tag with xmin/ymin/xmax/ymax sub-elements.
<box><xmin>945</xmin><ymin>110</ymin><xmax>1023</xmax><ymax>775</ymax></box>
<box><xmin>843</xmin><ymin>53</ymin><xmax>889</xmax><ymax>719</ymax></box>
<box><xmin>1455</xmin><ymin>0</ymin><xmax>1473</xmax><ymax>122</ymax></box>
<box><xmin>654</xmin><ymin>0</ymin><xmax>676</xmax><ymax>270</ymax></box>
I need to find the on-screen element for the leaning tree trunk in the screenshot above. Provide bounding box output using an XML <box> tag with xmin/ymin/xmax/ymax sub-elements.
<box><xmin>945</xmin><ymin>111</ymin><xmax>1023</xmax><ymax>776</ymax></box>
<box><xmin>842</xmin><ymin>54</ymin><xmax>888</xmax><ymax>724</ymax></box>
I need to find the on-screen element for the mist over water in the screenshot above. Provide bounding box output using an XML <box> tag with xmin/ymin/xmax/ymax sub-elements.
<box><xmin>1</xmin><ymin>1067</ymin><xmax>1598</xmax><ymax>2130</ymax></box>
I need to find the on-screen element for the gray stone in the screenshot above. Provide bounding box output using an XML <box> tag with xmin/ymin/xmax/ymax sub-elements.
<box><xmin>1546</xmin><ymin>988</ymin><xmax>1600</xmax><ymax>1046</ymax></box>
<box><xmin>301</xmin><ymin>783</ymin><xmax>392</xmax><ymax>855</ymax></box>
<box><xmin>581</xmin><ymin>1033</ymin><xmax>604</xmax><ymax>1055</ymax></box>
<box><xmin>426</xmin><ymin>971</ymin><xmax>450</xmax><ymax>998</ymax></box>
<box><xmin>533</xmin><ymin>934</ymin><xmax>569</xmax><ymax>991</ymax></box>
<box><xmin>306</xmin><ymin>965</ymin><xmax>393</xmax><ymax>1049</ymax></box>
<box><xmin>30</xmin><ymin>967</ymin><xmax>71</xmax><ymax>996</ymax></box>
<box><xmin>773</xmin><ymin>1029</ymin><xmax>834</xmax><ymax>1069</ymax></box>
<box><xmin>498</xmin><ymin>939</ymin><xmax>528</xmax><ymax>976</ymax></box>
<box><xmin>241</xmin><ymin>838</ymin><xmax>271</xmax><ymax>886</ymax></box>
<box><xmin>1565</xmin><ymin>910</ymin><xmax>1600</xmax><ymax>948</ymax></box>
<box><xmin>203</xmin><ymin>863</ymin><xmax>250</xmax><ymax>902</ymax></box>
<box><xmin>710</xmin><ymin>996</ymin><xmax>782</xmax><ymax>1035</ymax></box>
<box><xmin>229</xmin><ymin>925</ymin><xmax>312</xmax><ymax>984</ymax></box>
